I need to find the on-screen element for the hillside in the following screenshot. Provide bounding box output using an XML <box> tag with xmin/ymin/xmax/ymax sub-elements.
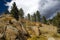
<box><xmin>0</xmin><ymin>14</ymin><xmax>59</xmax><ymax>40</ymax></box>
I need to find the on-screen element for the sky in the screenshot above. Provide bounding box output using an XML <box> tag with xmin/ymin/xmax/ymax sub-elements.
<box><xmin>0</xmin><ymin>0</ymin><xmax>11</xmax><ymax>13</ymax></box>
<box><xmin>0</xmin><ymin>0</ymin><xmax>60</xmax><ymax>19</ymax></box>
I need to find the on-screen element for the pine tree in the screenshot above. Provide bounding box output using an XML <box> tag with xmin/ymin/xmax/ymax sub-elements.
<box><xmin>30</xmin><ymin>16</ymin><xmax>34</xmax><ymax>22</ymax></box>
<box><xmin>31</xmin><ymin>15</ymin><xmax>33</xmax><ymax>21</ymax></box>
<box><xmin>52</xmin><ymin>12</ymin><xmax>60</xmax><ymax>27</ymax></box>
<box><xmin>48</xmin><ymin>19</ymin><xmax>53</xmax><ymax>24</ymax></box>
<box><xmin>27</xmin><ymin>13</ymin><xmax>30</xmax><ymax>20</ymax></box>
<box><xmin>36</xmin><ymin>11</ymin><xmax>41</xmax><ymax>22</ymax></box>
<box><xmin>19</xmin><ymin>8</ymin><xmax>24</xmax><ymax>18</ymax></box>
<box><xmin>10</xmin><ymin>2</ymin><xmax>19</xmax><ymax>20</ymax></box>
<box><xmin>31</xmin><ymin>13</ymin><xmax>36</xmax><ymax>22</ymax></box>
<box><xmin>42</xmin><ymin>16</ymin><xmax>47</xmax><ymax>24</ymax></box>
<box><xmin>33</xmin><ymin>13</ymin><xmax>36</xmax><ymax>22</ymax></box>
<box><xmin>52</xmin><ymin>12</ymin><xmax>60</xmax><ymax>33</ymax></box>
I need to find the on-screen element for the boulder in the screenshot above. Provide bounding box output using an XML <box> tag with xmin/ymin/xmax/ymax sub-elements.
<box><xmin>5</xmin><ymin>25</ymin><xmax>18</xmax><ymax>40</ymax></box>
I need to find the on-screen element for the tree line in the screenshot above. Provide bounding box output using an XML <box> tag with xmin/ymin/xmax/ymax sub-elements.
<box><xmin>48</xmin><ymin>12</ymin><xmax>60</xmax><ymax>33</ymax></box>
<box><xmin>5</xmin><ymin>2</ymin><xmax>60</xmax><ymax>27</ymax></box>
<box><xmin>5</xmin><ymin>2</ymin><xmax>47</xmax><ymax>24</ymax></box>
<box><xmin>4</xmin><ymin>2</ymin><xmax>60</xmax><ymax>33</ymax></box>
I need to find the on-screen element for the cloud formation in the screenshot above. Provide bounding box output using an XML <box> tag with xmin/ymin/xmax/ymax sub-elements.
<box><xmin>6</xmin><ymin>0</ymin><xmax>60</xmax><ymax>18</ymax></box>
<box><xmin>6</xmin><ymin>0</ymin><xmax>39</xmax><ymax>16</ymax></box>
<box><xmin>39</xmin><ymin>0</ymin><xmax>60</xmax><ymax>19</ymax></box>
<box><xmin>0</xmin><ymin>0</ymin><xmax>11</xmax><ymax>13</ymax></box>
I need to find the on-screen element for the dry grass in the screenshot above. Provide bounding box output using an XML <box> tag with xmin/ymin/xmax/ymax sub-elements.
<box><xmin>27</xmin><ymin>35</ymin><xmax>47</xmax><ymax>40</ymax></box>
<box><xmin>0</xmin><ymin>14</ymin><xmax>58</xmax><ymax>40</ymax></box>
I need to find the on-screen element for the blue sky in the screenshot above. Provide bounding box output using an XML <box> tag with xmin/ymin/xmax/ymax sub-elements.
<box><xmin>0</xmin><ymin>0</ymin><xmax>60</xmax><ymax>19</ymax></box>
<box><xmin>0</xmin><ymin>0</ymin><xmax>11</xmax><ymax>13</ymax></box>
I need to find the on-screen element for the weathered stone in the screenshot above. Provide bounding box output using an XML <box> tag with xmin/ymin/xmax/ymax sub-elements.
<box><xmin>5</xmin><ymin>25</ymin><xmax>18</xmax><ymax>40</ymax></box>
<box><xmin>31</xmin><ymin>26</ymin><xmax>40</xmax><ymax>36</ymax></box>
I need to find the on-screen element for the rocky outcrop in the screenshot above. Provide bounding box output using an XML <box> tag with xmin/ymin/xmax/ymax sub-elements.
<box><xmin>0</xmin><ymin>14</ymin><xmax>29</xmax><ymax>40</ymax></box>
<box><xmin>0</xmin><ymin>14</ymin><xmax>58</xmax><ymax>40</ymax></box>
<box><xmin>5</xmin><ymin>25</ymin><xmax>18</xmax><ymax>40</ymax></box>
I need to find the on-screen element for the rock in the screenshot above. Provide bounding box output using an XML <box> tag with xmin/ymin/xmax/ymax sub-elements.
<box><xmin>0</xmin><ymin>26</ymin><xmax>5</xmax><ymax>39</ymax></box>
<box><xmin>11</xmin><ymin>19</ymin><xmax>17</xmax><ymax>23</ymax></box>
<box><xmin>31</xmin><ymin>26</ymin><xmax>40</xmax><ymax>36</ymax></box>
<box><xmin>48</xmin><ymin>37</ymin><xmax>55</xmax><ymax>40</ymax></box>
<box><xmin>0</xmin><ymin>14</ymin><xmax>59</xmax><ymax>40</ymax></box>
<box><xmin>40</xmin><ymin>25</ymin><xmax>57</xmax><ymax>35</ymax></box>
<box><xmin>0</xmin><ymin>33</ymin><xmax>4</xmax><ymax>38</ymax></box>
<box><xmin>5</xmin><ymin>25</ymin><xmax>18</xmax><ymax>40</ymax></box>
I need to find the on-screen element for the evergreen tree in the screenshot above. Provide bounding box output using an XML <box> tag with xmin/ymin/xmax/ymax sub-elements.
<box><xmin>31</xmin><ymin>13</ymin><xmax>37</xmax><ymax>22</ymax></box>
<box><xmin>19</xmin><ymin>8</ymin><xmax>24</xmax><ymax>18</ymax></box>
<box><xmin>47</xmin><ymin>19</ymin><xmax>53</xmax><ymax>25</ymax></box>
<box><xmin>52</xmin><ymin>12</ymin><xmax>60</xmax><ymax>27</ymax></box>
<box><xmin>31</xmin><ymin>15</ymin><xmax>35</xmax><ymax>22</ymax></box>
<box><xmin>42</xmin><ymin>16</ymin><xmax>47</xmax><ymax>24</ymax></box>
<box><xmin>33</xmin><ymin>13</ymin><xmax>36</xmax><ymax>22</ymax></box>
<box><xmin>27</xmin><ymin>13</ymin><xmax>30</xmax><ymax>20</ymax></box>
<box><xmin>31</xmin><ymin>15</ymin><xmax>33</xmax><ymax>21</ymax></box>
<box><xmin>52</xmin><ymin>12</ymin><xmax>60</xmax><ymax>33</ymax></box>
<box><xmin>36</xmin><ymin>11</ymin><xmax>41</xmax><ymax>22</ymax></box>
<box><xmin>10</xmin><ymin>2</ymin><xmax>19</xmax><ymax>20</ymax></box>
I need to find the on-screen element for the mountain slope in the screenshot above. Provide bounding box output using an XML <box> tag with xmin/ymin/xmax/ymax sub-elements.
<box><xmin>0</xmin><ymin>14</ymin><xmax>58</xmax><ymax>40</ymax></box>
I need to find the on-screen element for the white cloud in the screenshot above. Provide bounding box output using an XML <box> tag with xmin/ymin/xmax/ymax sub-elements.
<box><xmin>39</xmin><ymin>0</ymin><xmax>59</xmax><ymax>13</ymax></box>
<box><xmin>6</xmin><ymin>0</ymin><xmax>39</xmax><ymax>16</ymax></box>
<box><xmin>6</xmin><ymin>0</ymin><xmax>60</xmax><ymax>18</ymax></box>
